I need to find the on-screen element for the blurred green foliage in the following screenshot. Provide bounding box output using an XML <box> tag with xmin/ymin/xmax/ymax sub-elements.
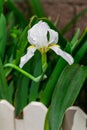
<box><xmin>0</xmin><ymin>0</ymin><xmax>87</xmax><ymax>130</ymax></box>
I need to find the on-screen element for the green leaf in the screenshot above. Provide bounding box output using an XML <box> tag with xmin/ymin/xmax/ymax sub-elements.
<box><xmin>73</xmin><ymin>28</ymin><xmax>87</xmax><ymax>63</ymax></box>
<box><xmin>6</xmin><ymin>0</ymin><xmax>28</xmax><ymax>28</ymax></box>
<box><xmin>70</xmin><ymin>28</ymin><xmax>80</xmax><ymax>51</ymax></box>
<box><xmin>15</xmin><ymin>75</ymin><xmax>30</xmax><ymax>115</ymax></box>
<box><xmin>8</xmin><ymin>81</ymin><xmax>14</xmax><ymax>104</ymax></box>
<box><xmin>72</xmin><ymin>28</ymin><xmax>87</xmax><ymax>53</ymax></box>
<box><xmin>29</xmin><ymin>0</ymin><xmax>45</xmax><ymax>17</ymax></box>
<box><xmin>47</xmin><ymin>64</ymin><xmax>87</xmax><ymax>130</ymax></box>
<box><xmin>61</xmin><ymin>8</ymin><xmax>87</xmax><ymax>34</ymax></box>
<box><xmin>0</xmin><ymin>14</ymin><xmax>7</xmax><ymax>60</ymax></box>
<box><xmin>0</xmin><ymin>58</ymin><xmax>10</xmax><ymax>101</ymax></box>
<box><xmin>14</xmin><ymin>61</ymin><xmax>31</xmax><ymax>115</ymax></box>
<box><xmin>0</xmin><ymin>0</ymin><xmax>3</xmax><ymax>14</ymax></box>
<box><xmin>29</xmin><ymin>52</ymin><xmax>42</xmax><ymax>102</ymax></box>
<box><xmin>74</xmin><ymin>39</ymin><xmax>87</xmax><ymax>63</ymax></box>
<box><xmin>15</xmin><ymin>25</ymin><xmax>29</xmax><ymax>64</ymax></box>
<box><xmin>4</xmin><ymin>24</ymin><xmax>30</xmax><ymax>77</ymax></box>
<box><xmin>40</xmin><ymin>59</ymin><xmax>67</xmax><ymax>106</ymax></box>
<box><xmin>40</xmin><ymin>44</ymin><xmax>72</xmax><ymax>106</ymax></box>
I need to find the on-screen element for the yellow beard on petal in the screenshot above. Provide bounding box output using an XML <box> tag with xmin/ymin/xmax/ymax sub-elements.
<box><xmin>38</xmin><ymin>44</ymin><xmax>60</xmax><ymax>54</ymax></box>
<box><xmin>38</xmin><ymin>46</ymin><xmax>50</xmax><ymax>54</ymax></box>
<box><xmin>48</xmin><ymin>43</ymin><xmax>60</xmax><ymax>48</ymax></box>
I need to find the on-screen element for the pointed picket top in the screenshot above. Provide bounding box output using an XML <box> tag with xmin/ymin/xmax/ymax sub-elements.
<box><xmin>0</xmin><ymin>100</ymin><xmax>15</xmax><ymax>130</ymax></box>
<box><xmin>71</xmin><ymin>107</ymin><xmax>87</xmax><ymax>130</ymax></box>
<box><xmin>62</xmin><ymin>106</ymin><xmax>87</xmax><ymax>130</ymax></box>
<box><xmin>23</xmin><ymin>101</ymin><xmax>48</xmax><ymax>130</ymax></box>
<box><xmin>0</xmin><ymin>100</ymin><xmax>87</xmax><ymax>130</ymax></box>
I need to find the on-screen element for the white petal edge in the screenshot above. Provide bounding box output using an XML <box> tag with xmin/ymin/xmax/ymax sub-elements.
<box><xmin>27</xmin><ymin>21</ymin><xmax>50</xmax><ymax>47</ymax></box>
<box><xmin>48</xmin><ymin>29</ymin><xmax>58</xmax><ymax>44</ymax></box>
<box><xmin>50</xmin><ymin>45</ymin><xmax>74</xmax><ymax>65</ymax></box>
<box><xmin>19</xmin><ymin>46</ymin><xmax>36</xmax><ymax>68</ymax></box>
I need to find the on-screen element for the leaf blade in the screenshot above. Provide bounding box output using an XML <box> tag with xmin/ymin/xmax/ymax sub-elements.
<box><xmin>29</xmin><ymin>0</ymin><xmax>45</xmax><ymax>17</ymax></box>
<box><xmin>47</xmin><ymin>64</ymin><xmax>87</xmax><ymax>130</ymax></box>
<box><xmin>0</xmin><ymin>14</ymin><xmax>7</xmax><ymax>60</ymax></box>
<box><xmin>0</xmin><ymin>58</ymin><xmax>9</xmax><ymax>101</ymax></box>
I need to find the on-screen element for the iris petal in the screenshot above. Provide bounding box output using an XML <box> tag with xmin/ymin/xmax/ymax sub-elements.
<box><xmin>48</xmin><ymin>29</ymin><xmax>58</xmax><ymax>44</ymax></box>
<box><xmin>19</xmin><ymin>46</ymin><xmax>36</xmax><ymax>68</ymax></box>
<box><xmin>50</xmin><ymin>45</ymin><xmax>74</xmax><ymax>65</ymax></box>
<box><xmin>28</xmin><ymin>21</ymin><xmax>50</xmax><ymax>48</ymax></box>
<box><xmin>20</xmin><ymin>21</ymin><xmax>74</xmax><ymax>67</ymax></box>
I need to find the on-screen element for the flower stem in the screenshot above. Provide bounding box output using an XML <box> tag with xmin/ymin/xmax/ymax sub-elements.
<box><xmin>42</xmin><ymin>53</ymin><xmax>48</xmax><ymax>72</ymax></box>
<box><xmin>4</xmin><ymin>63</ymin><xmax>41</xmax><ymax>82</ymax></box>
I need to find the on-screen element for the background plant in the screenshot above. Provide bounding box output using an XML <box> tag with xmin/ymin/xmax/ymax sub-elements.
<box><xmin>0</xmin><ymin>0</ymin><xmax>87</xmax><ymax>130</ymax></box>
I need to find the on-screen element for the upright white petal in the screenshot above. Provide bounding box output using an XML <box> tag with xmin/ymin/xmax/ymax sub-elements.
<box><xmin>28</xmin><ymin>21</ymin><xmax>50</xmax><ymax>48</ymax></box>
<box><xmin>50</xmin><ymin>45</ymin><xmax>74</xmax><ymax>65</ymax></box>
<box><xmin>19</xmin><ymin>46</ymin><xmax>36</xmax><ymax>68</ymax></box>
<box><xmin>48</xmin><ymin>29</ymin><xmax>58</xmax><ymax>44</ymax></box>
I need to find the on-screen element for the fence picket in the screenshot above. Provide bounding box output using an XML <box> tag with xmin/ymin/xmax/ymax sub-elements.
<box><xmin>23</xmin><ymin>101</ymin><xmax>47</xmax><ymax>130</ymax></box>
<box><xmin>0</xmin><ymin>100</ymin><xmax>87</xmax><ymax>130</ymax></box>
<box><xmin>15</xmin><ymin>119</ymin><xmax>24</xmax><ymax>130</ymax></box>
<box><xmin>71</xmin><ymin>107</ymin><xmax>87</xmax><ymax>130</ymax></box>
<box><xmin>62</xmin><ymin>107</ymin><xmax>87</xmax><ymax>130</ymax></box>
<box><xmin>0</xmin><ymin>100</ymin><xmax>15</xmax><ymax>130</ymax></box>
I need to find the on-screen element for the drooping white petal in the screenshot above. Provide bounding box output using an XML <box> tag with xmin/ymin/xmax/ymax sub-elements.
<box><xmin>48</xmin><ymin>29</ymin><xmax>58</xmax><ymax>44</ymax></box>
<box><xmin>50</xmin><ymin>45</ymin><xmax>74</xmax><ymax>65</ymax></box>
<box><xmin>19</xmin><ymin>46</ymin><xmax>36</xmax><ymax>68</ymax></box>
<box><xmin>28</xmin><ymin>21</ymin><xmax>50</xmax><ymax>48</ymax></box>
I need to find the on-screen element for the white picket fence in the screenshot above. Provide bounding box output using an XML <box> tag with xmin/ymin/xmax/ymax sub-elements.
<box><xmin>0</xmin><ymin>100</ymin><xmax>87</xmax><ymax>130</ymax></box>
<box><xmin>61</xmin><ymin>107</ymin><xmax>87</xmax><ymax>130</ymax></box>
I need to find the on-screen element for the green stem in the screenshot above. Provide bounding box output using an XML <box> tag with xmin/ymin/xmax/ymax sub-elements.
<box><xmin>4</xmin><ymin>63</ymin><xmax>41</xmax><ymax>82</ymax></box>
<box><xmin>42</xmin><ymin>53</ymin><xmax>48</xmax><ymax>72</ymax></box>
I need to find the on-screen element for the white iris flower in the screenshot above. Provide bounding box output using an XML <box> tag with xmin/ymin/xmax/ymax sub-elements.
<box><xmin>19</xmin><ymin>21</ymin><xmax>74</xmax><ymax>68</ymax></box>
